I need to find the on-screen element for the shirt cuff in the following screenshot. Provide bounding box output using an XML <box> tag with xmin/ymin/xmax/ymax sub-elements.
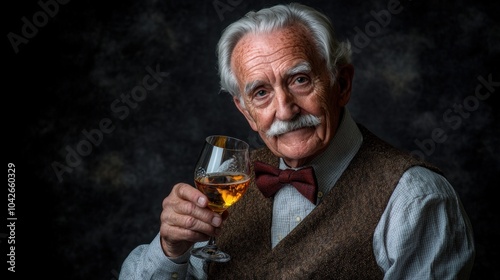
<box><xmin>148</xmin><ymin>233</ymin><xmax>191</xmax><ymax>279</ymax></box>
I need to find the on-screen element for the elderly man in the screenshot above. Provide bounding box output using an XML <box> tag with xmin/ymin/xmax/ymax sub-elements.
<box><xmin>119</xmin><ymin>3</ymin><xmax>475</xmax><ymax>279</ymax></box>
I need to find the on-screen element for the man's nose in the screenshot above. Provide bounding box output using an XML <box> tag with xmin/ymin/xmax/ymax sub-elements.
<box><xmin>274</xmin><ymin>87</ymin><xmax>300</xmax><ymax>121</ymax></box>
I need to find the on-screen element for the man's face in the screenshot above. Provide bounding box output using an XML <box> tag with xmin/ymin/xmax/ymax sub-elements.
<box><xmin>231</xmin><ymin>25</ymin><xmax>352</xmax><ymax>167</ymax></box>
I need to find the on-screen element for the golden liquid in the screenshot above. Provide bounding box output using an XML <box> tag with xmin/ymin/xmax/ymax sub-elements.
<box><xmin>195</xmin><ymin>173</ymin><xmax>250</xmax><ymax>214</ymax></box>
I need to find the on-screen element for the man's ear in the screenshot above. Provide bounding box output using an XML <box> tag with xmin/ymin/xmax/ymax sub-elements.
<box><xmin>233</xmin><ymin>96</ymin><xmax>258</xmax><ymax>131</ymax></box>
<box><xmin>336</xmin><ymin>64</ymin><xmax>354</xmax><ymax>106</ymax></box>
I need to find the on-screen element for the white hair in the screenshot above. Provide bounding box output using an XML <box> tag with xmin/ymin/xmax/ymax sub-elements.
<box><xmin>216</xmin><ymin>3</ymin><xmax>352</xmax><ymax>99</ymax></box>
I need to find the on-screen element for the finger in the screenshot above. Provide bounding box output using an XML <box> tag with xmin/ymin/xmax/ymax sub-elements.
<box><xmin>160</xmin><ymin>220</ymin><xmax>211</xmax><ymax>243</ymax></box>
<box><xmin>165</xmin><ymin>184</ymin><xmax>221</xmax><ymax>227</ymax></box>
<box><xmin>172</xmin><ymin>183</ymin><xmax>208</xmax><ymax>207</ymax></box>
<box><xmin>162</xmin><ymin>200</ymin><xmax>222</xmax><ymax>231</ymax></box>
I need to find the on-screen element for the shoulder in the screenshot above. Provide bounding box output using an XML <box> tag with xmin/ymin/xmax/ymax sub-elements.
<box><xmin>399</xmin><ymin>166</ymin><xmax>456</xmax><ymax>197</ymax></box>
<box><xmin>388</xmin><ymin>165</ymin><xmax>461</xmax><ymax>214</ymax></box>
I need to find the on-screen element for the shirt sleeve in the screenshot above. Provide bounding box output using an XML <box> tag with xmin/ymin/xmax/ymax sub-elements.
<box><xmin>373</xmin><ymin>166</ymin><xmax>475</xmax><ymax>280</ymax></box>
<box><xmin>118</xmin><ymin>233</ymin><xmax>208</xmax><ymax>279</ymax></box>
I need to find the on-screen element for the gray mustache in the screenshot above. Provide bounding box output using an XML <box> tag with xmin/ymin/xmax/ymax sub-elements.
<box><xmin>266</xmin><ymin>114</ymin><xmax>321</xmax><ymax>138</ymax></box>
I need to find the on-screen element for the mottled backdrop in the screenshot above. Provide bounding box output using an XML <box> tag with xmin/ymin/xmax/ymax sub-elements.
<box><xmin>4</xmin><ymin>0</ymin><xmax>499</xmax><ymax>279</ymax></box>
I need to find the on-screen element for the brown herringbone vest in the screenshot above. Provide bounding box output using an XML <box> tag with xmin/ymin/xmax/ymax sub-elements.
<box><xmin>208</xmin><ymin>125</ymin><xmax>440</xmax><ymax>279</ymax></box>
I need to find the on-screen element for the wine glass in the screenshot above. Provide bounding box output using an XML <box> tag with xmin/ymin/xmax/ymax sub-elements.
<box><xmin>190</xmin><ymin>135</ymin><xmax>251</xmax><ymax>262</ymax></box>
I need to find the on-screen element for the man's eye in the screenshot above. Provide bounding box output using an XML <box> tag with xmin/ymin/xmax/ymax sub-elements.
<box><xmin>255</xmin><ymin>89</ymin><xmax>267</xmax><ymax>97</ymax></box>
<box><xmin>297</xmin><ymin>76</ymin><xmax>309</xmax><ymax>83</ymax></box>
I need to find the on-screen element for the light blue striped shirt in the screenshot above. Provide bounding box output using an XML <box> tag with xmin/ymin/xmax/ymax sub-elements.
<box><xmin>119</xmin><ymin>108</ymin><xmax>475</xmax><ymax>279</ymax></box>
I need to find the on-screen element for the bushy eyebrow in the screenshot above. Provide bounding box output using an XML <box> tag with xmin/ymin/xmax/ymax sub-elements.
<box><xmin>285</xmin><ymin>61</ymin><xmax>312</xmax><ymax>77</ymax></box>
<box><xmin>243</xmin><ymin>62</ymin><xmax>312</xmax><ymax>96</ymax></box>
<box><xmin>244</xmin><ymin>80</ymin><xmax>265</xmax><ymax>96</ymax></box>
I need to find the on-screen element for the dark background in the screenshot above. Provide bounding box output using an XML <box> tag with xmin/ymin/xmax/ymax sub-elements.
<box><xmin>3</xmin><ymin>0</ymin><xmax>499</xmax><ymax>279</ymax></box>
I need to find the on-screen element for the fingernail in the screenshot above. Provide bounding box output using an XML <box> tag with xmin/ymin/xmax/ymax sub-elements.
<box><xmin>212</xmin><ymin>216</ymin><xmax>222</xmax><ymax>227</ymax></box>
<box><xmin>197</xmin><ymin>197</ymin><xmax>206</xmax><ymax>205</ymax></box>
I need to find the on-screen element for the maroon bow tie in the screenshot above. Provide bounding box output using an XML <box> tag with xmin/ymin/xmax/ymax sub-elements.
<box><xmin>254</xmin><ymin>160</ymin><xmax>318</xmax><ymax>204</ymax></box>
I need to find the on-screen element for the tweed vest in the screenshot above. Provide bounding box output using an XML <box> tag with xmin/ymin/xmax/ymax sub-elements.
<box><xmin>208</xmin><ymin>125</ymin><xmax>440</xmax><ymax>279</ymax></box>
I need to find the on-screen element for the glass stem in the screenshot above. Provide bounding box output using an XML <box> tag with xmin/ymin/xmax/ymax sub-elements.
<box><xmin>207</xmin><ymin>236</ymin><xmax>216</xmax><ymax>246</ymax></box>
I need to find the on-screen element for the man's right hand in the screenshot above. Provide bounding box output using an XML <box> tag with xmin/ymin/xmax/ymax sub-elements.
<box><xmin>159</xmin><ymin>182</ymin><xmax>223</xmax><ymax>258</ymax></box>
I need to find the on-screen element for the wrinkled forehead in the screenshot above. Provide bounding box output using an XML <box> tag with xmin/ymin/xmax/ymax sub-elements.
<box><xmin>230</xmin><ymin>25</ymin><xmax>320</xmax><ymax>81</ymax></box>
<box><xmin>232</xmin><ymin>24</ymin><xmax>316</xmax><ymax>59</ymax></box>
